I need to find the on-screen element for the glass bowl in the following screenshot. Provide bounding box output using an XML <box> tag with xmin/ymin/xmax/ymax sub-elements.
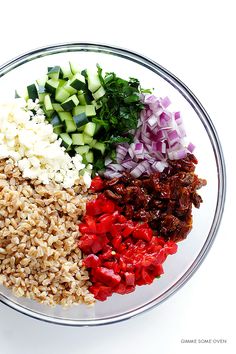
<box><xmin>0</xmin><ymin>43</ymin><xmax>226</xmax><ymax>326</ymax></box>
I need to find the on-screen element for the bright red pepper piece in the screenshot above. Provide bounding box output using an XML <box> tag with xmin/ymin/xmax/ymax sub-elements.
<box><xmin>90</xmin><ymin>176</ymin><xmax>104</xmax><ymax>192</ymax></box>
<box><xmin>84</xmin><ymin>254</ymin><xmax>101</xmax><ymax>268</ymax></box>
<box><xmin>94</xmin><ymin>267</ymin><xmax>121</xmax><ymax>287</ymax></box>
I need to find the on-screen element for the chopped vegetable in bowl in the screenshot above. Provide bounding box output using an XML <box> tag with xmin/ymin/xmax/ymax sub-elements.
<box><xmin>0</xmin><ymin>61</ymin><xmax>207</xmax><ymax>308</ymax></box>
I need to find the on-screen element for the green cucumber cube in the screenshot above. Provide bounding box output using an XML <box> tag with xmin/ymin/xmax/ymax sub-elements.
<box><xmin>87</xmin><ymin>69</ymin><xmax>101</xmax><ymax>93</ymax></box>
<box><xmin>27</xmin><ymin>84</ymin><xmax>38</xmax><ymax>100</ymax></box>
<box><xmin>45</xmin><ymin>79</ymin><xmax>59</xmax><ymax>94</ymax></box>
<box><xmin>70</xmin><ymin>73</ymin><xmax>86</xmax><ymax>90</ymax></box>
<box><xmin>83</xmin><ymin>133</ymin><xmax>93</xmax><ymax>144</ymax></box>
<box><xmin>64</xmin><ymin>119</ymin><xmax>77</xmax><ymax>133</ymax></box>
<box><xmin>92</xmin><ymin>86</ymin><xmax>106</xmax><ymax>101</ymax></box>
<box><xmin>47</xmin><ymin>66</ymin><xmax>61</xmax><ymax>80</ymax></box>
<box><xmin>61</xmin><ymin>94</ymin><xmax>79</xmax><ymax>111</ymax></box>
<box><xmin>71</xmin><ymin>133</ymin><xmax>84</xmax><ymax>146</ymax></box>
<box><xmin>55</xmin><ymin>87</ymin><xmax>70</xmax><ymax>103</ymax></box>
<box><xmin>83</xmin><ymin>122</ymin><xmax>96</xmax><ymax>137</ymax></box>
<box><xmin>93</xmin><ymin>141</ymin><xmax>106</xmax><ymax>155</ymax></box>
<box><xmin>52</xmin><ymin>103</ymin><xmax>64</xmax><ymax>112</ymax></box>
<box><xmin>74</xmin><ymin>145</ymin><xmax>90</xmax><ymax>155</ymax></box>
<box><xmin>58</xmin><ymin>112</ymin><xmax>72</xmax><ymax>122</ymax></box>
<box><xmin>44</xmin><ymin>94</ymin><xmax>53</xmax><ymax>111</ymax></box>
<box><xmin>73</xmin><ymin>112</ymin><xmax>89</xmax><ymax>128</ymax></box>
<box><xmin>60</xmin><ymin>133</ymin><xmax>72</xmax><ymax>149</ymax></box>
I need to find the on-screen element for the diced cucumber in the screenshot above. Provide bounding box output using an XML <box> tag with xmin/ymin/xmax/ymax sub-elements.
<box><xmin>53</xmin><ymin>125</ymin><xmax>63</xmax><ymax>135</ymax></box>
<box><xmin>52</xmin><ymin>103</ymin><xmax>64</xmax><ymax>112</ymax></box>
<box><xmin>73</xmin><ymin>112</ymin><xmax>89</xmax><ymax>128</ymax></box>
<box><xmin>73</xmin><ymin>106</ymin><xmax>86</xmax><ymax>116</ymax></box>
<box><xmin>55</xmin><ymin>87</ymin><xmax>70</xmax><ymax>103</ymax></box>
<box><xmin>71</xmin><ymin>133</ymin><xmax>84</xmax><ymax>146</ymax></box>
<box><xmin>70</xmin><ymin>73</ymin><xmax>86</xmax><ymax>90</ymax></box>
<box><xmin>42</xmin><ymin>106</ymin><xmax>54</xmax><ymax>119</ymax></box>
<box><xmin>92</xmin><ymin>86</ymin><xmax>106</xmax><ymax>101</ymax></box>
<box><xmin>27</xmin><ymin>84</ymin><xmax>38</xmax><ymax>100</ymax></box>
<box><xmin>38</xmin><ymin>92</ymin><xmax>46</xmax><ymax>103</ymax></box>
<box><xmin>89</xmin><ymin>139</ymin><xmax>97</xmax><ymax>148</ymax></box>
<box><xmin>45</xmin><ymin>79</ymin><xmax>59</xmax><ymax>94</ymax></box>
<box><xmin>77</xmin><ymin>92</ymin><xmax>87</xmax><ymax>106</ymax></box>
<box><xmin>84</xmin><ymin>151</ymin><xmax>94</xmax><ymax>164</ymax></box>
<box><xmin>60</xmin><ymin>133</ymin><xmax>72</xmax><ymax>149</ymax></box>
<box><xmin>38</xmin><ymin>84</ymin><xmax>46</xmax><ymax>102</ymax></box>
<box><xmin>83</xmin><ymin>133</ymin><xmax>93</xmax><ymax>145</ymax></box>
<box><xmin>74</xmin><ymin>145</ymin><xmax>90</xmax><ymax>155</ymax></box>
<box><xmin>58</xmin><ymin>79</ymin><xmax>67</xmax><ymax>87</ymax></box>
<box><xmin>50</xmin><ymin>115</ymin><xmax>61</xmax><ymax>127</ymax></box>
<box><xmin>93</xmin><ymin>141</ymin><xmax>106</xmax><ymax>155</ymax></box>
<box><xmin>78</xmin><ymin>91</ymin><xmax>92</xmax><ymax>105</ymax></box>
<box><xmin>47</xmin><ymin>66</ymin><xmax>61</xmax><ymax>80</ymax></box>
<box><xmin>69</xmin><ymin>61</ymin><xmax>81</xmax><ymax>75</ymax></box>
<box><xmin>85</xmin><ymin>105</ymin><xmax>96</xmax><ymax>117</ymax></box>
<box><xmin>64</xmin><ymin>118</ymin><xmax>77</xmax><ymax>133</ymax></box>
<box><xmin>44</xmin><ymin>94</ymin><xmax>54</xmax><ymax>111</ymax></box>
<box><xmin>87</xmin><ymin>69</ymin><xmax>101</xmax><ymax>93</ymax></box>
<box><xmin>58</xmin><ymin>111</ymin><xmax>72</xmax><ymax>122</ymax></box>
<box><xmin>92</xmin><ymin>118</ymin><xmax>102</xmax><ymax>135</ymax></box>
<box><xmin>60</xmin><ymin>63</ymin><xmax>73</xmax><ymax>79</ymax></box>
<box><xmin>36</xmin><ymin>75</ymin><xmax>48</xmax><ymax>87</ymax></box>
<box><xmin>73</xmin><ymin>104</ymin><xmax>96</xmax><ymax>117</ymax></box>
<box><xmin>63</xmin><ymin>80</ymin><xmax>77</xmax><ymax>95</ymax></box>
<box><xmin>61</xmin><ymin>94</ymin><xmax>79</xmax><ymax>111</ymax></box>
<box><xmin>77</xmin><ymin>126</ymin><xmax>85</xmax><ymax>132</ymax></box>
<box><xmin>83</xmin><ymin>122</ymin><xmax>96</xmax><ymax>137</ymax></box>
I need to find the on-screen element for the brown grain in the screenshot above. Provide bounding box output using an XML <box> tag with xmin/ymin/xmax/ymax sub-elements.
<box><xmin>0</xmin><ymin>158</ymin><xmax>94</xmax><ymax>307</ymax></box>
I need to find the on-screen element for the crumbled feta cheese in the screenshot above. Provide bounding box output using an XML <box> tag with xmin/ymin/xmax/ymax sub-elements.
<box><xmin>83</xmin><ymin>171</ymin><xmax>92</xmax><ymax>188</ymax></box>
<box><xmin>0</xmin><ymin>99</ymin><xmax>92</xmax><ymax>188</ymax></box>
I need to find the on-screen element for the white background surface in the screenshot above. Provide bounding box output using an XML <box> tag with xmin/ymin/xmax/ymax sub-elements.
<box><xmin>0</xmin><ymin>1</ymin><xmax>235</xmax><ymax>353</ymax></box>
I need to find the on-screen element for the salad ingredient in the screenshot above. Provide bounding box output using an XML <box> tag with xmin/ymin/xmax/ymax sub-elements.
<box><xmin>105</xmin><ymin>94</ymin><xmax>195</xmax><ymax>178</ymax></box>
<box><xmin>21</xmin><ymin>64</ymin><xmax>146</xmax><ymax>174</ymax></box>
<box><xmin>0</xmin><ymin>100</ymin><xmax>91</xmax><ymax>188</ymax></box>
<box><xmin>93</xmin><ymin>154</ymin><xmax>207</xmax><ymax>242</ymax></box>
<box><xmin>78</xmin><ymin>193</ymin><xmax>177</xmax><ymax>301</ymax></box>
<box><xmin>0</xmin><ymin>158</ymin><xmax>94</xmax><ymax>306</ymax></box>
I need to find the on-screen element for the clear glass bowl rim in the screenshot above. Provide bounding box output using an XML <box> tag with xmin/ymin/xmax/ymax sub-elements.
<box><xmin>0</xmin><ymin>42</ymin><xmax>226</xmax><ymax>326</ymax></box>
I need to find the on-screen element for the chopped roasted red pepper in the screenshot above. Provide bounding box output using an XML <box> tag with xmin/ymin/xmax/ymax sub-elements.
<box><xmin>90</xmin><ymin>176</ymin><xmax>104</xmax><ymax>192</ymax></box>
<box><xmin>78</xmin><ymin>188</ymin><xmax>178</xmax><ymax>301</ymax></box>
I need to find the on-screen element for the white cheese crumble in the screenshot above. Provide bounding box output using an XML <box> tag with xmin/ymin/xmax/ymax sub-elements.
<box><xmin>0</xmin><ymin>99</ymin><xmax>91</xmax><ymax>188</ymax></box>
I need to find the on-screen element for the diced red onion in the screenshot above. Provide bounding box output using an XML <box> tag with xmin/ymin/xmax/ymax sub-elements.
<box><xmin>134</xmin><ymin>143</ymin><xmax>144</xmax><ymax>152</ymax></box>
<box><xmin>174</xmin><ymin>111</ymin><xmax>181</xmax><ymax>119</ymax></box>
<box><xmin>152</xmin><ymin>161</ymin><xmax>168</xmax><ymax>172</ymax></box>
<box><xmin>160</xmin><ymin>96</ymin><xmax>171</xmax><ymax>108</ymax></box>
<box><xmin>187</xmin><ymin>142</ymin><xmax>195</xmax><ymax>153</ymax></box>
<box><xmin>105</xmin><ymin>157</ymin><xmax>113</xmax><ymax>166</ymax></box>
<box><xmin>122</xmin><ymin>160</ymin><xmax>137</xmax><ymax>170</ymax></box>
<box><xmin>167</xmin><ymin>130</ymin><xmax>179</xmax><ymax>146</ymax></box>
<box><xmin>104</xmin><ymin>171</ymin><xmax>123</xmax><ymax>179</ymax></box>
<box><xmin>147</xmin><ymin>114</ymin><xmax>158</xmax><ymax>128</ymax></box>
<box><xmin>108</xmin><ymin>164</ymin><xmax>125</xmax><ymax>172</ymax></box>
<box><xmin>168</xmin><ymin>148</ymin><xmax>187</xmax><ymax>160</ymax></box>
<box><xmin>152</xmin><ymin>141</ymin><xmax>166</xmax><ymax>154</ymax></box>
<box><xmin>176</xmin><ymin>123</ymin><xmax>186</xmax><ymax>138</ymax></box>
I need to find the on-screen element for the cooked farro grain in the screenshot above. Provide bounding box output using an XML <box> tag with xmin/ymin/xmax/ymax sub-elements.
<box><xmin>0</xmin><ymin>158</ymin><xmax>95</xmax><ymax>306</ymax></box>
